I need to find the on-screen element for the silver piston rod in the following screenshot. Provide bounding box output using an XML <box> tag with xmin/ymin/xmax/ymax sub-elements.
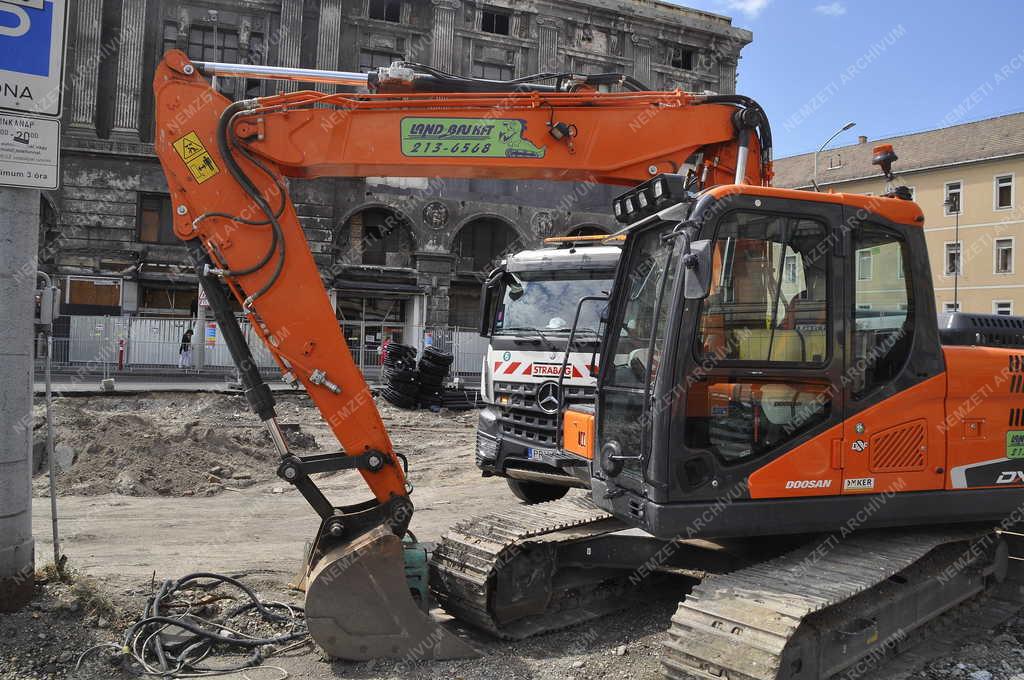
<box><xmin>193</xmin><ymin>60</ymin><xmax>370</xmax><ymax>87</ymax></box>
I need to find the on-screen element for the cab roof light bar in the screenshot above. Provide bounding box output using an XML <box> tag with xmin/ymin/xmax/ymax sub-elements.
<box><xmin>612</xmin><ymin>173</ymin><xmax>687</xmax><ymax>224</ymax></box>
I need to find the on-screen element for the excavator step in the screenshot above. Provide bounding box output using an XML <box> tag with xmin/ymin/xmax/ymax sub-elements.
<box><xmin>663</xmin><ymin>526</ymin><xmax>1007</xmax><ymax>680</ymax></box>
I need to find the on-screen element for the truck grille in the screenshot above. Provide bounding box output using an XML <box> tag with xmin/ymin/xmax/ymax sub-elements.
<box><xmin>494</xmin><ymin>381</ymin><xmax>597</xmax><ymax>448</ymax></box>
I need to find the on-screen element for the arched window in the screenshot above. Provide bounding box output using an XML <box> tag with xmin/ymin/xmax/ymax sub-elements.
<box><xmin>450</xmin><ymin>217</ymin><xmax>521</xmax><ymax>327</ymax></box>
<box><xmin>451</xmin><ymin>217</ymin><xmax>520</xmax><ymax>274</ymax></box>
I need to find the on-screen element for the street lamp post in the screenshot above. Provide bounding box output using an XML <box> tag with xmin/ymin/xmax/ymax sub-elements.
<box><xmin>945</xmin><ymin>196</ymin><xmax>961</xmax><ymax>310</ymax></box>
<box><xmin>812</xmin><ymin>121</ymin><xmax>857</xmax><ymax>192</ymax></box>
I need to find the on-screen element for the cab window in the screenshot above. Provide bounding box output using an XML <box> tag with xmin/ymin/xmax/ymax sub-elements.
<box><xmin>696</xmin><ymin>211</ymin><xmax>830</xmax><ymax>364</ymax></box>
<box><xmin>851</xmin><ymin>223</ymin><xmax>913</xmax><ymax>399</ymax></box>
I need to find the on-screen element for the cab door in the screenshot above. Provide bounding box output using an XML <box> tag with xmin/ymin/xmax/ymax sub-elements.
<box><xmin>840</xmin><ymin>218</ymin><xmax>947</xmax><ymax>494</ymax></box>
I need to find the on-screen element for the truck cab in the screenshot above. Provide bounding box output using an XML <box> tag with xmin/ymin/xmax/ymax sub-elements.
<box><xmin>475</xmin><ymin>238</ymin><xmax>621</xmax><ymax>503</ymax></box>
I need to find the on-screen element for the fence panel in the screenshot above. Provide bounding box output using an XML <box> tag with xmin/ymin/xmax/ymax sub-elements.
<box><xmin>47</xmin><ymin>316</ymin><xmax>484</xmax><ymax>383</ymax></box>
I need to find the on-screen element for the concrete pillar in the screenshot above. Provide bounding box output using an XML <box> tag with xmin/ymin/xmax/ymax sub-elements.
<box><xmin>430</xmin><ymin>0</ymin><xmax>459</xmax><ymax>73</ymax></box>
<box><xmin>0</xmin><ymin>189</ymin><xmax>39</xmax><ymax>611</ymax></box>
<box><xmin>110</xmin><ymin>0</ymin><xmax>147</xmax><ymax>140</ymax></box>
<box><xmin>277</xmin><ymin>0</ymin><xmax>304</xmax><ymax>93</ymax></box>
<box><xmin>536</xmin><ymin>17</ymin><xmax>559</xmax><ymax>72</ymax></box>
<box><xmin>68</xmin><ymin>0</ymin><xmax>103</xmax><ymax>132</ymax></box>
<box><xmin>413</xmin><ymin>251</ymin><xmax>456</xmax><ymax>325</ymax></box>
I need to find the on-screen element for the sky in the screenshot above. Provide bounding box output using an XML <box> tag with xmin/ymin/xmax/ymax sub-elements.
<box><xmin>672</xmin><ymin>0</ymin><xmax>1024</xmax><ymax>157</ymax></box>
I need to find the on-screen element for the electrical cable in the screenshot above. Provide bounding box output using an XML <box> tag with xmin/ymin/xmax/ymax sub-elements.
<box><xmin>106</xmin><ymin>572</ymin><xmax>309</xmax><ymax>679</ymax></box>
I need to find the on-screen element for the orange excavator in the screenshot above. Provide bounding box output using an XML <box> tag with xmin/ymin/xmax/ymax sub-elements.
<box><xmin>154</xmin><ymin>50</ymin><xmax>1024</xmax><ymax>678</ymax></box>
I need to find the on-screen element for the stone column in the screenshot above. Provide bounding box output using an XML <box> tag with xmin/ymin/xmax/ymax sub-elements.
<box><xmin>0</xmin><ymin>188</ymin><xmax>40</xmax><ymax>612</ymax></box>
<box><xmin>413</xmin><ymin>251</ymin><xmax>456</xmax><ymax>325</ymax></box>
<box><xmin>68</xmin><ymin>0</ymin><xmax>103</xmax><ymax>132</ymax></box>
<box><xmin>632</xmin><ymin>35</ymin><xmax>652</xmax><ymax>87</ymax></box>
<box><xmin>536</xmin><ymin>17</ymin><xmax>559</xmax><ymax>72</ymax></box>
<box><xmin>430</xmin><ymin>0</ymin><xmax>459</xmax><ymax>73</ymax></box>
<box><xmin>315</xmin><ymin>0</ymin><xmax>343</xmax><ymax>92</ymax></box>
<box><xmin>719</xmin><ymin>57</ymin><xmax>738</xmax><ymax>95</ymax></box>
<box><xmin>109</xmin><ymin>0</ymin><xmax>147</xmax><ymax>141</ymax></box>
<box><xmin>278</xmin><ymin>0</ymin><xmax>304</xmax><ymax>93</ymax></box>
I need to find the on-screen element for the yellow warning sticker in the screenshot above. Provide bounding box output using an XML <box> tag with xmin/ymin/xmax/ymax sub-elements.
<box><xmin>172</xmin><ymin>131</ymin><xmax>219</xmax><ymax>184</ymax></box>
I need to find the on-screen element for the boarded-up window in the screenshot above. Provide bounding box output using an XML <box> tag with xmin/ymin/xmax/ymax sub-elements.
<box><xmin>67</xmin><ymin>278</ymin><xmax>121</xmax><ymax>307</ymax></box>
<box><xmin>138</xmin><ymin>193</ymin><xmax>177</xmax><ymax>245</ymax></box>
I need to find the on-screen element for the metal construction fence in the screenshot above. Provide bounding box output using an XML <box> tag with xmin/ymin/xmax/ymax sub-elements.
<box><xmin>35</xmin><ymin>315</ymin><xmax>486</xmax><ymax>385</ymax></box>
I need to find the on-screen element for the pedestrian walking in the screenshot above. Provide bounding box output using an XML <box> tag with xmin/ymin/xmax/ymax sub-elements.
<box><xmin>178</xmin><ymin>328</ymin><xmax>194</xmax><ymax>369</ymax></box>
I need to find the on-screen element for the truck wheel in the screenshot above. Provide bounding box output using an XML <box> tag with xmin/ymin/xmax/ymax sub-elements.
<box><xmin>505</xmin><ymin>477</ymin><xmax>570</xmax><ymax>504</ymax></box>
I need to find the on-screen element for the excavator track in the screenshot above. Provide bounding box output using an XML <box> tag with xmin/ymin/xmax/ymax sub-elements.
<box><xmin>430</xmin><ymin>495</ymin><xmax>655</xmax><ymax>639</ymax></box>
<box><xmin>663</xmin><ymin>526</ymin><xmax>1009</xmax><ymax>680</ymax></box>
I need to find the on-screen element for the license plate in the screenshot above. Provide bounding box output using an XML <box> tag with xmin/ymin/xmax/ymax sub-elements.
<box><xmin>527</xmin><ymin>447</ymin><xmax>559</xmax><ymax>461</ymax></box>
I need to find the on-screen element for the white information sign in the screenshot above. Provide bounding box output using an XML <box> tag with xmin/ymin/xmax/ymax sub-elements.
<box><xmin>0</xmin><ymin>112</ymin><xmax>60</xmax><ymax>189</ymax></box>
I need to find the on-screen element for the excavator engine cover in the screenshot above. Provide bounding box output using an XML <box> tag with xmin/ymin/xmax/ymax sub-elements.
<box><xmin>304</xmin><ymin>525</ymin><xmax>480</xmax><ymax>661</ymax></box>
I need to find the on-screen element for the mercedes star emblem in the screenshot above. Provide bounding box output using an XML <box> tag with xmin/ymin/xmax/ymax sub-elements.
<box><xmin>536</xmin><ymin>381</ymin><xmax>561</xmax><ymax>415</ymax></box>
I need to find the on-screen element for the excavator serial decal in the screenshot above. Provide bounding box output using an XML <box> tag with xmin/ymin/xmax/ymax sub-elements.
<box><xmin>400</xmin><ymin>117</ymin><xmax>546</xmax><ymax>159</ymax></box>
<box><xmin>172</xmin><ymin>130</ymin><xmax>219</xmax><ymax>184</ymax></box>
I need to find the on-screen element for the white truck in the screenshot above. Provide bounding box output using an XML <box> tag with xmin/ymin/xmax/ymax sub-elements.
<box><xmin>476</xmin><ymin>238</ymin><xmax>621</xmax><ymax>503</ymax></box>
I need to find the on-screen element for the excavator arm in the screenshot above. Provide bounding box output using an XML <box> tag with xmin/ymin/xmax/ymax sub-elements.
<box><xmin>151</xmin><ymin>49</ymin><xmax>770</xmax><ymax>660</ymax></box>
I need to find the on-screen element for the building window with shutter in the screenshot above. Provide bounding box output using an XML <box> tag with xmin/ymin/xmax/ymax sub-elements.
<box><xmin>359</xmin><ymin>50</ymin><xmax>404</xmax><ymax>72</ymax></box>
<box><xmin>669</xmin><ymin>46</ymin><xmax>693</xmax><ymax>70</ymax></box>
<box><xmin>995</xmin><ymin>237</ymin><xmax>1014</xmax><ymax>274</ymax></box>
<box><xmin>944</xmin><ymin>181</ymin><xmax>962</xmax><ymax>215</ymax></box>
<box><xmin>481</xmin><ymin>9</ymin><xmax>510</xmax><ymax>35</ymax></box>
<box><xmin>994</xmin><ymin>301</ymin><xmax>1014</xmax><ymax>316</ymax></box>
<box><xmin>995</xmin><ymin>174</ymin><xmax>1014</xmax><ymax>210</ymax></box>
<box><xmin>472</xmin><ymin>61</ymin><xmax>513</xmax><ymax>80</ymax></box>
<box><xmin>944</xmin><ymin>242</ymin><xmax>962</xmax><ymax>277</ymax></box>
<box><xmin>369</xmin><ymin>0</ymin><xmax>401</xmax><ymax>23</ymax></box>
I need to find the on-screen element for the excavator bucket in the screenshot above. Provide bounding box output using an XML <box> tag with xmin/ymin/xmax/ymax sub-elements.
<box><xmin>304</xmin><ymin>525</ymin><xmax>481</xmax><ymax>661</ymax></box>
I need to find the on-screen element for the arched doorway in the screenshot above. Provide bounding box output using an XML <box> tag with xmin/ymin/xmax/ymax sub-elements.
<box><xmin>335</xmin><ymin>207</ymin><xmax>417</xmax><ymax>374</ymax></box>
<box><xmin>449</xmin><ymin>216</ymin><xmax>521</xmax><ymax>327</ymax></box>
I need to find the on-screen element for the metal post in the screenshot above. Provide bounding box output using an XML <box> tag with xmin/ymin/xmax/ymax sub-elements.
<box><xmin>37</xmin><ymin>272</ymin><xmax>61</xmax><ymax>573</ymax></box>
<box><xmin>0</xmin><ymin>188</ymin><xmax>40</xmax><ymax>611</ymax></box>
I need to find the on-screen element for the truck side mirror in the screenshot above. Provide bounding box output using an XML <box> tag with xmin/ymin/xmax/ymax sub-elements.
<box><xmin>479</xmin><ymin>268</ymin><xmax>504</xmax><ymax>337</ymax></box>
<box><xmin>683</xmin><ymin>239</ymin><xmax>713</xmax><ymax>300</ymax></box>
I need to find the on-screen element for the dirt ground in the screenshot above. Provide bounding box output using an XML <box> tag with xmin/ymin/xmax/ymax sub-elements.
<box><xmin>5</xmin><ymin>392</ymin><xmax>1024</xmax><ymax>680</ymax></box>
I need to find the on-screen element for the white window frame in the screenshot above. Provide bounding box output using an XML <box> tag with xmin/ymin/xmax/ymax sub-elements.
<box><xmin>944</xmin><ymin>180</ymin><xmax>964</xmax><ymax>215</ymax></box>
<box><xmin>993</xmin><ymin>300</ymin><xmax>1014</xmax><ymax>316</ymax></box>
<box><xmin>994</xmin><ymin>236</ymin><xmax>1015</xmax><ymax>275</ymax></box>
<box><xmin>943</xmin><ymin>241</ymin><xmax>963</xmax><ymax>277</ymax></box>
<box><xmin>856</xmin><ymin>250</ymin><xmax>873</xmax><ymax>281</ymax></box>
<box><xmin>943</xmin><ymin>301</ymin><xmax>961</xmax><ymax>313</ymax></box>
<box><xmin>855</xmin><ymin>303</ymin><xmax>873</xmax><ymax>311</ymax></box>
<box><xmin>994</xmin><ymin>173</ymin><xmax>1015</xmax><ymax>211</ymax></box>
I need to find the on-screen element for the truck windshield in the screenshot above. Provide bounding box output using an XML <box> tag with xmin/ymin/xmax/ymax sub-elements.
<box><xmin>494</xmin><ymin>271</ymin><xmax>614</xmax><ymax>335</ymax></box>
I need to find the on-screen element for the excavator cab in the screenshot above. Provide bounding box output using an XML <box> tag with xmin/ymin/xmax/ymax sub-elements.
<box><xmin>571</xmin><ymin>179</ymin><xmax>1024</xmax><ymax>538</ymax></box>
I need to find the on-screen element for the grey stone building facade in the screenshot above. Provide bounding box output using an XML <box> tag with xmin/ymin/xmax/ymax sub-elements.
<box><xmin>47</xmin><ymin>0</ymin><xmax>750</xmax><ymax>346</ymax></box>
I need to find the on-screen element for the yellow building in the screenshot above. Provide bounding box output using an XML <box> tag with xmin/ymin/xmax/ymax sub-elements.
<box><xmin>774</xmin><ymin>113</ymin><xmax>1024</xmax><ymax>316</ymax></box>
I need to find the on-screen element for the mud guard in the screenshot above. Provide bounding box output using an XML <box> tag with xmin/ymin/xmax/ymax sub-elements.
<box><xmin>305</xmin><ymin>525</ymin><xmax>481</xmax><ymax>661</ymax></box>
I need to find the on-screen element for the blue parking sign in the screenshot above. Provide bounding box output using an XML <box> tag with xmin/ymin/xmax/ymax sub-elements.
<box><xmin>0</xmin><ymin>1</ymin><xmax>53</xmax><ymax>76</ymax></box>
<box><xmin>0</xmin><ymin>0</ymin><xmax>68</xmax><ymax>117</ymax></box>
